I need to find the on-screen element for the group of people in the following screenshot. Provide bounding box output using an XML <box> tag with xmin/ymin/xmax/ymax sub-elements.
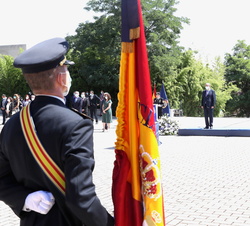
<box><xmin>68</xmin><ymin>89</ymin><xmax>112</xmax><ymax>132</ymax></box>
<box><xmin>1</xmin><ymin>89</ymin><xmax>113</xmax><ymax>131</ymax></box>
<box><xmin>1</xmin><ymin>93</ymin><xmax>35</xmax><ymax>125</ymax></box>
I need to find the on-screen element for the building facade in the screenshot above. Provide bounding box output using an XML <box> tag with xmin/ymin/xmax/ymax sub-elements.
<box><xmin>0</xmin><ymin>44</ymin><xmax>26</xmax><ymax>58</ymax></box>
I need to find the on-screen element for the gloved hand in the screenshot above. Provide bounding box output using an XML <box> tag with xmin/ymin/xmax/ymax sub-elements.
<box><xmin>23</xmin><ymin>190</ymin><xmax>55</xmax><ymax>215</ymax></box>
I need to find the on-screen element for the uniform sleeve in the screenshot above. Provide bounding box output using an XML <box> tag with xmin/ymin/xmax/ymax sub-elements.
<box><xmin>0</xmin><ymin>140</ymin><xmax>32</xmax><ymax>217</ymax></box>
<box><xmin>63</xmin><ymin>119</ymin><xmax>114</xmax><ymax>226</ymax></box>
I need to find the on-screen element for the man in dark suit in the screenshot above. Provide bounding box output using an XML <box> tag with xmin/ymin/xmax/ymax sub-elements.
<box><xmin>0</xmin><ymin>38</ymin><xmax>114</xmax><ymax>226</ymax></box>
<box><xmin>89</xmin><ymin>90</ymin><xmax>100</xmax><ymax>124</ymax></box>
<box><xmin>70</xmin><ymin>91</ymin><xmax>82</xmax><ymax>112</ymax></box>
<box><xmin>1</xmin><ymin>94</ymin><xmax>7</xmax><ymax>125</ymax></box>
<box><xmin>201</xmin><ymin>83</ymin><xmax>216</xmax><ymax>129</ymax></box>
<box><xmin>81</xmin><ymin>92</ymin><xmax>89</xmax><ymax>115</ymax></box>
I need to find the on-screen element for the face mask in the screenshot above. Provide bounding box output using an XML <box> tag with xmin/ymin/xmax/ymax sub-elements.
<box><xmin>104</xmin><ymin>96</ymin><xmax>108</xmax><ymax>99</ymax></box>
<box><xmin>205</xmin><ymin>86</ymin><xmax>210</xmax><ymax>90</ymax></box>
<box><xmin>81</xmin><ymin>95</ymin><xmax>85</xmax><ymax>98</ymax></box>
<box><xmin>63</xmin><ymin>72</ymin><xmax>72</xmax><ymax>96</ymax></box>
<box><xmin>74</xmin><ymin>93</ymin><xmax>79</xmax><ymax>97</ymax></box>
<box><xmin>90</xmin><ymin>94</ymin><xmax>94</xmax><ymax>97</ymax></box>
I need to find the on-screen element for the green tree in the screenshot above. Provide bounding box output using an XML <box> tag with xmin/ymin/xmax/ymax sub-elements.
<box><xmin>67</xmin><ymin>14</ymin><xmax>120</xmax><ymax>93</ymax></box>
<box><xmin>143</xmin><ymin>0</ymin><xmax>189</xmax><ymax>84</ymax></box>
<box><xmin>224</xmin><ymin>40</ymin><xmax>250</xmax><ymax>117</ymax></box>
<box><xmin>174</xmin><ymin>50</ymin><xmax>209</xmax><ymax>116</ymax></box>
<box><xmin>66</xmin><ymin>15</ymin><xmax>121</xmax><ymax>114</ymax></box>
<box><xmin>0</xmin><ymin>55</ymin><xmax>29</xmax><ymax>97</ymax></box>
<box><xmin>66</xmin><ymin>0</ymin><xmax>188</xmax><ymax>113</ymax></box>
<box><xmin>209</xmin><ymin>57</ymin><xmax>237</xmax><ymax>117</ymax></box>
<box><xmin>169</xmin><ymin>51</ymin><xmax>235</xmax><ymax>116</ymax></box>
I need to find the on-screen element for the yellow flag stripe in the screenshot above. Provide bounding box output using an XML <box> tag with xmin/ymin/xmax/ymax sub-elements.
<box><xmin>20</xmin><ymin>105</ymin><xmax>65</xmax><ymax>195</ymax></box>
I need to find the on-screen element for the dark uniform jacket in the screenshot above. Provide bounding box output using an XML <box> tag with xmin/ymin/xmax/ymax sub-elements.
<box><xmin>0</xmin><ymin>96</ymin><xmax>114</xmax><ymax>226</ymax></box>
<box><xmin>201</xmin><ymin>89</ymin><xmax>216</xmax><ymax>108</ymax></box>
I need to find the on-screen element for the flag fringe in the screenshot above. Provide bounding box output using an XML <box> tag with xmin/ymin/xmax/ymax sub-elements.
<box><xmin>130</xmin><ymin>27</ymin><xmax>140</xmax><ymax>40</ymax></box>
<box><xmin>122</xmin><ymin>42</ymin><xmax>134</xmax><ymax>53</ymax></box>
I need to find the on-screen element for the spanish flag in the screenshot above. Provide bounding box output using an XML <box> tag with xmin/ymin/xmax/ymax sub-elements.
<box><xmin>112</xmin><ymin>0</ymin><xmax>165</xmax><ymax>225</ymax></box>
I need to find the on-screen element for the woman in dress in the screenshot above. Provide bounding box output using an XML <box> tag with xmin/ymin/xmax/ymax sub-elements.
<box><xmin>102</xmin><ymin>92</ymin><xmax>112</xmax><ymax>132</ymax></box>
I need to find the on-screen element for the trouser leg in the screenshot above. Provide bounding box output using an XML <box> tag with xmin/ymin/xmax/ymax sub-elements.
<box><xmin>90</xmin><ymin>107</ymin><xmax>94</xmax><ymax>119</ymax></box>
<box><xmin>204</xmin><ymin>108</ymin><xmax>209</xmax><ymax>128</ymax></box>
<box><xmin>208</xmin><ymin>108</ymin><xmax>214</xmax><ymax>127</ymax></box>
<box><xmin>93</xmin><ymin>107</ymin><xmax>98</xmax><ymax>122</ymax></box>
<box><xmin>2</xmin><ymin>110</ymin><xmax>6</xmax><ymax>124</ymax></box>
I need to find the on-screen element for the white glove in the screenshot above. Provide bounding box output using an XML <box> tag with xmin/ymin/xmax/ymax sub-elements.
<box><xmin>23</xmin><ymin>190</ymin><xmax>55</xmax><ymax>215</ymax></box>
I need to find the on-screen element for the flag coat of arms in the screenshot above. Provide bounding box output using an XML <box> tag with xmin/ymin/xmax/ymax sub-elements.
<box><xmin>112</xmin><ymin>0</ymin><xmax>165</xmax><ymax>225</ymax></box>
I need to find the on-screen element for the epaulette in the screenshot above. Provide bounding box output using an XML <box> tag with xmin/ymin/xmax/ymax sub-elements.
<box><xmin>70</xmin><ymin>108</ymin><xmax>94</xmax><ymax>121</ymax></box>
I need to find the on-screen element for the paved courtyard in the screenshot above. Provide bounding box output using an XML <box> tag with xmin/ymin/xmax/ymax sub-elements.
<box><xmin>0</xmin><ymin>116</ymin><xmax>250</xmax><ymax>225</ymax></box>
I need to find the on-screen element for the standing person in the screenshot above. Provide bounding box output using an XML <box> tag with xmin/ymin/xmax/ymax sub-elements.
<box><xmin>5</xmin><ymin>97</ymin><xmax>14</xmax><ymax>119</ymax></box>
<box><xmin>81</xmin><ymin>92</ymin><xmax>89</xmax><ymax>115</ymax></box>
<box><xmin>99</xmin><ymin>90</ymin><xmax>104</xmax><ymax>116</ymax></box>
<box><xmin>89</xmin><ymin>90</ymin><xmax>100</xmax><ymax>124</ymax></box>
<box><xmin>153</xmin><ymin>92</ymin><xmax>164</xmax><ymax>119</ymax></box>
<box><xmin>0</xmin><ymin>38</ymin><xmax>114</xmax><ymax>226</ymax></box>
<box><xmin>1</xmin><ymin>94</ymin><xmax>7</xmax><ymax>125</ymax></box>
<box><xmin>22</xmin><ymin>94</ymin><xmax>31</xmax><ymax>107</ymax></box>
<box><xmin>201</xmin><ymin>83</ymin><xmax>216</xmax><ymax>129</ymax></box>
<box><xmin>19</xmin><ymin>94</ymin><xmax>24</xmax><ymax>110</ymax></box>
<box><xmin>102</xmin><ymin>92</ymin><xmax>112</xmax><ymax>132</ymax></box>
<box><xmin>31</xmin><ymin>94</ymin><xmax>36</xmax><ymax>101</ymax></box>
<box><xmin>71</xmin><ymin>91</ymin><xmax>82</xmax><ymax>112</ymax></box>
<box><xmin>13</xmin><ymin>93</ymin><xmax>21</xmax><ymax>114</ymax></box>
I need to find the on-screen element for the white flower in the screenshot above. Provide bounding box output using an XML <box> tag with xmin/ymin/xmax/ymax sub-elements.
<box><xmin>158</xmin><ymin>116</ymin><xmax>179</xmax><ymax>136</ymax></box>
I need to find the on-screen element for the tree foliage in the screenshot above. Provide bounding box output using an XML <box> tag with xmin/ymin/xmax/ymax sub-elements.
<box><xmin>224</xmin><ymin>40</ymin><xmax>250</xmax><ymax>117</ymax></box>
<box><xmin>67</xmin><ymin>15</ymin><xmax>120</xmax><ymax>93</ymax></box>
<box><xmin>66</xmin><ymin>0</ymin><xmax>188</xmax><ymax>113</ymax></box>
<box><xmin>66</xmin><ymin>0</ymin><xmax>236</xmax><ymax>117</ymax></box>
<box><xmin>164</xmin><ymin>50</ymin><xmax>236</xmax><ymax>116</ymax></box>
<box><xmin>142</xmin><ymin>0</ymin><xmax>189</xmax><ymax>83</ymax></box>
<box><xmin>0</xmin><ymin>55</ymin><xmax>29</xmax><ymax>97</ymax></box>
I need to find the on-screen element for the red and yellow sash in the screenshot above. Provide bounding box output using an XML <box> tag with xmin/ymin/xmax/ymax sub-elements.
<box><xmin>20</xmin><ymin>104</ymin><xmax>65</xmax><ymax>195</ymax></box>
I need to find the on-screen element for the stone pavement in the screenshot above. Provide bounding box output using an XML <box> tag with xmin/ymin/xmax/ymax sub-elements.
<box><xmin>0</xmin><ymin>116</ymin><xmax>250</xmax><ymax>225</ymax></box>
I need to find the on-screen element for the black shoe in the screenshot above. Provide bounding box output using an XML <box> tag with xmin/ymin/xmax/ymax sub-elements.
<box><xmin>204</xmin><ymin>127</ymin><xmax>209</xmax><ymax>129</ymax></box>
<box><xmin>210</xmin><ymin>126</ymin><xmax>213</xmax><ymax>129</ymax></box>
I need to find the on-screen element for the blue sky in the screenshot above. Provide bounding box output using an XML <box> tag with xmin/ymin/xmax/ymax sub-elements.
<box><xmin>1</xmin><ymin>0</ymin><xmax>250</xmax><ymax>63</ymax></box>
